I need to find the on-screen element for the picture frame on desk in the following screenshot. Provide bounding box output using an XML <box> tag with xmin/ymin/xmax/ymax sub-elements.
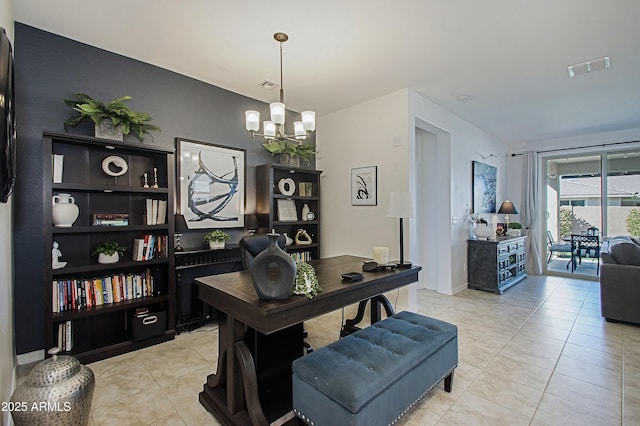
<box><xmin>176</xmin><ymin>138</ymin><xmax>246</xmax><ymax>229</ymax></box>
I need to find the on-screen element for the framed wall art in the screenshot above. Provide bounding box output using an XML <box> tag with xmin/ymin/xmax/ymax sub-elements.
<box><xmin>472</xmin><ymin>160</ymin><xmax>497</xmax><ymax>214</ymax></box>
<box><xmin>176</xmin><ymin>138</ymin><xmax>245</xmax><ymax>229</ymax></box>
<box><xmin>351</xmin><ymin>166</ymin><xmax>377</xmax><ymax>206</ymax></box>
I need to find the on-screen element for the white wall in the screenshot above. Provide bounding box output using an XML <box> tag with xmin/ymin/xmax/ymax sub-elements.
<box><xmin>0</xmin><ymin>2</ymin><xmax>15</xmax><ymax>424</ymax></box>
<box><xmin>318</xmin><ymin>89</ymin><xmax>507</xmax><ymax>301</ymax></box>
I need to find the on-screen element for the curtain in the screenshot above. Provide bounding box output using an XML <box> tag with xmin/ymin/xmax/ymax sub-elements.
<box><xmin>522</xmin><ymin>151</ymin><xmax>543</xmax><ymax>274</ymax></box>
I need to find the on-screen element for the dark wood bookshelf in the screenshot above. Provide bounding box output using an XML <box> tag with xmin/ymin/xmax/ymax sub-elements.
<box><xmin>43</xmin><ymin>131</ymin><xmax>176</xmax><ymax>364</ymax></box>
<box><xmin>256</xmin><ymin>164</ymin><xmax>323</xmax><ymax>261</ymax></box>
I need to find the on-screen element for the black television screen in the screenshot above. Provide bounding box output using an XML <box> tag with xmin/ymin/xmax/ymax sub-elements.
<box><xmin>0</xmin><ymin>26</ymin><xmax>15</xmax><ymax>203</ymax></box>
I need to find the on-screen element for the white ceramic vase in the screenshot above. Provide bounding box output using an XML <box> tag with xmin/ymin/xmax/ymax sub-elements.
<box><xmin>52</xmin><ymin>193</ymin><xmax>79</xmax><ymax>227</ymax></box>
<box><xmin>98</xmin><ymin>252</ymin><xmax>119</xmax><ymax>264</ymax></box>
<box><xmin>473</xmin><ymin>222</ymin><xmax>491</xmax><ymax>240</ymax></box>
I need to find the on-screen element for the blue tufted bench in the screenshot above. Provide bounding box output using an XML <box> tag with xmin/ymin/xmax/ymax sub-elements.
<box><xmin>292</xmin><ymin>311</ymin><xmax>458</xmax><ymax>425</ymax></box>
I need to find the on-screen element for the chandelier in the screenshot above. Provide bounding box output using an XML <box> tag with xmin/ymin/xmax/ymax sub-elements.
<box><xmin>245</xmin><ymin>33</ymin><xmax>315</xmax><ymax>142</ymax></box>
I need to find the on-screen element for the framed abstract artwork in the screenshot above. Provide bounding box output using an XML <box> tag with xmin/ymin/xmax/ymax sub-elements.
<box><xmin>472</xmin><ymin>160</ymin><xmax>497</xmax><ymax>214</ymax></box>
<box><xmin>351</xmin><ymin>166</ymin><xmax>377</xmax><ymax>206</ymax></box>
<box><xmin>176</xmin><ymin>138</ymin><xmax>245</xmax><ymax>229</ymax></box>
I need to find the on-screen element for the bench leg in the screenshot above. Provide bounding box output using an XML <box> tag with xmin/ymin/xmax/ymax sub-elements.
<box><xmin>444</xmin><ymin>371</ymin><xmax>454</xmax><ymax>393</ymax></box>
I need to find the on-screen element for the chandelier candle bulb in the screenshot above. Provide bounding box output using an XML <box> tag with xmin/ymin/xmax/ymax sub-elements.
<box><xmin>246</xmin><ymin>110</ymin><xmax>260</xmax><ymax>132</ymax></box>
<box><xmin>294</xmin><ymin>121</ymin><xmax>306</xmax><ymax>139</ymax></box>
<box><xmin>264</xmin><ymin>121</ymin><xmax>276</xmax><ymax>138</ymax></box>
<box><xmin>270</xmin><ymin>102</ymin><xmax>286</xmax><ymax>124</ymax></box>
<box><xmin>373</xmin><ymin>246</ymin><xmax>389</xmax><ymax>264</ymax></box>
<box><xmin>301</xmin><ymin>111</ymin><xmax>316</xmax><ymax>131</ymax></box>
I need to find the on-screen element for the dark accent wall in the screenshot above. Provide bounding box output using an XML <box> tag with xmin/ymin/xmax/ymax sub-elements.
<box><xmin>13</xmin><ymin>23</ymin><xmax>315</xmax><ymax>354</ymax></box>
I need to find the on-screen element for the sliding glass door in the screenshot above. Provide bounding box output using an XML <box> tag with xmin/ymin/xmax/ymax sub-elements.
<box><xmin>544</xmin><ymin>149</ymin><xmax>640</xmax><ymax>277</ymax></box>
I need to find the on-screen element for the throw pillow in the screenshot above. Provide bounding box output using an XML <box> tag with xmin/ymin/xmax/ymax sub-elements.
<box><xmin>609</xmin><ymin>240</ymin><xmax>640</xmax><ymax>266</ymax></box>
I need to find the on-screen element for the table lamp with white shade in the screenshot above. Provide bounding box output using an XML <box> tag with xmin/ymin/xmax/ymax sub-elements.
<box><xmin>387</xmin><ymin>192</ymin><xmax>414</xmax><ymax>269</ymax></box>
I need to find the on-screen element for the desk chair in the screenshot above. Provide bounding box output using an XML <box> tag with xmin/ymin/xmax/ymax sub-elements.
<box><xmin>239</xmin><ymin>234</ymin><xmax>313</xmax><ymax>353</ymax></box>
<box><xmin>547</xmin><ymin>230</ymin><xmax>572</xmax><ymax>263</ymax></box>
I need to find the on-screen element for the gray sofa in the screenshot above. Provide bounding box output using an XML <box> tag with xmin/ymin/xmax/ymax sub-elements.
<box><xmin>600</xmin><ymin>236</ymin><xmax>640</xmax><ymax>324</ymax></box>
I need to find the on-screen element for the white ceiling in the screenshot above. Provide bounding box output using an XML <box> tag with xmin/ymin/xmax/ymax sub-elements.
<box><xmin>13</xmin><ymin>0</ymin><xmax>640</xmax><ymax>146</ymax></box>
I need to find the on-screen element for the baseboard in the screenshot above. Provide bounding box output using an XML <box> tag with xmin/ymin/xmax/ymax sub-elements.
<box><xmin>17</xmin><ymin>349</ymin><xmax>44</xmax><ymax>365</ymax></box>
<box><xmin>452</xmin><ymin>282</ymin><xmax>468</xmax><ymax>295</ymax></box>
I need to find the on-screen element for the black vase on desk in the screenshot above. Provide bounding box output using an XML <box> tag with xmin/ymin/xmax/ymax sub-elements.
<box><xmin>251</xmin><ymin>233</ymin><xmax>296</xmax><ymax>300</ymax></box>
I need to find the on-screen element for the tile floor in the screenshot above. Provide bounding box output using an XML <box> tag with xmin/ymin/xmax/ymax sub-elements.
<box><xmin>82</xmin><ymin>274</ymin><xmax>639</xmax><ymax>425</ymax></box>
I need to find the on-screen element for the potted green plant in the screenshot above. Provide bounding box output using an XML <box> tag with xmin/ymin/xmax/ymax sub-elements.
<box><xmin>203</xmin><ymin>229</ymin><xmax>230</xmax><ymax>249</ymax></box>
<box><xmin>262</xmin><ymin>140</ymin><xmax>316</xmax><ymax>167</ymax></box>
<box><xmin>92</xmin><ymin>240</ymin><xmax>127</xmax><ymax>264</ymax></box>
<box><xmin>64</xmin><ymin>93</ymin><xmax>160</xmax><ymax>141</ymax></box>
<box><xmin>507</xmin><ymin>222</ymin><xmax>523</xmax><ymax>237</ymax></box>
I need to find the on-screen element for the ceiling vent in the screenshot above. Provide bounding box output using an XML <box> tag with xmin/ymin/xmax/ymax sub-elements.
<box><xmin>259</xmin><ymin>80</ymin><xmax>279</xmax><ymax>89</ymax></box>
<box><xmin>567</xmin><ymin>56</ymin><xmax>610</xmax><ymax>78</ymax></box>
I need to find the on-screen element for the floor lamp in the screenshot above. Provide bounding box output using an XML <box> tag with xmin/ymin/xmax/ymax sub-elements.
<box><xmin>387</xmin><ymin>192</ymin><xmax>414</xmax><ymax>269</ymax></box>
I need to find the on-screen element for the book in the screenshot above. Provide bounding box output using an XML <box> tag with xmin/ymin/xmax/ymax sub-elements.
<box><xmin>52</xmin><ymin>154</ymin><xmax>64</xmax><ymax>183</ymax></box>
<box><xmin>146</xmin><ymin>199</ymin><xmax>153</xmax><ymax>225</ymax></box>
<box><xmin>151</xmin><ymin>199</ymin><xmax>158</xmax><ymax>225</ymax></box>
<box><xmin>157</xmin><ymin>200</ymin><xmax>167</xmax><ymax>224</ymax></box>
<box><xmin>132</xmin><ymin>238</ymin><xmax>145</xmax><ymax>261</ymax></box>
<box><xmin>65</xmin><ymin>320</ymin><xmax>72</xmax><ymax>352</ymax></box>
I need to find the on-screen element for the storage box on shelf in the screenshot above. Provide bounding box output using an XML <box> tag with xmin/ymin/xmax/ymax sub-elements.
<box><xmin>43</xmin><ymin>131</ymin><xmax>176</xmax><ymax>364</ymax></box>
<box><xmin>256</xmin><ymin>164</ymin><xmax>322</xmax><ymax>261</ymax></box>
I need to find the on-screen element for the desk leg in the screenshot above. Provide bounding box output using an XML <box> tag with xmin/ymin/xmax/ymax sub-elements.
<box><xmin>200</xmin><ymin>313</ymin><xmax>268</xmax><ymax>426</ymax></box>
<box><xmin>341</xmin><ymin>295</ymin><xmax>395</xmax><ymax>336</ymax></box>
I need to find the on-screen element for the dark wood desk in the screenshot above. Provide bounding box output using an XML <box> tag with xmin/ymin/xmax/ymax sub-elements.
<box><xmin>196</xmin><ymin>255</ymin><xmax>421</xmax><ymax>426</ymax></box>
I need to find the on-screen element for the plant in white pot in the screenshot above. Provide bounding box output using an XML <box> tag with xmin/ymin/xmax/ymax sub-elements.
<box><xmin>204</xmin><ymin>230</ymin><xmax>230</xmax><ymax>250</ymax></box>
<box><xmin>92</xmin><ymin>240</ymin><xmax>127</xmax><ymax>264</ymax></box>
<box><xmin>507</xmin><ymin>222</ymin><xmax>523</xmax><ymax>236</ymax></box>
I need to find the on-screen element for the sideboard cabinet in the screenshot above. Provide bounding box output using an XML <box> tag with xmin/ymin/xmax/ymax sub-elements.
<box><xmin>43</xmin><ymin>131</ymin><xmax>176</xmax><ymax>363</ymax></box>
<box><xmin>467</xmin><ymin>236</ymin><xmax>527</xmax><ymax>294</ymax></box>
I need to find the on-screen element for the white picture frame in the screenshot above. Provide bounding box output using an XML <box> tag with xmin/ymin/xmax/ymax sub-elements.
<box><xmin>176</xmin><ymin>138</ymin><xmax>246</xmax><ymax>229</ymax></box>
<box><xmin>351</xmin><ymin>166</ymin><xmax>377</xmax><ymax>206</ymax></box>
<box><xmin>277</xmin><ymin>199</ymin><xmax>298</xmax><ymax>221</ymax></box>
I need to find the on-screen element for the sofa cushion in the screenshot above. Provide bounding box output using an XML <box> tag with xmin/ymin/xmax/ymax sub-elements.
<box><xmin>609</xmin><ymin>240</ymin><xmax>640</xmax><ymax>266</ymax></box>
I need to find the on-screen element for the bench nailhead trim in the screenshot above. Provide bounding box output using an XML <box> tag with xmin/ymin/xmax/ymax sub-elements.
<box><xmin>295</xmin><ymin>364</ymin><xmax>458</xmax><ymax>426</ymax></box>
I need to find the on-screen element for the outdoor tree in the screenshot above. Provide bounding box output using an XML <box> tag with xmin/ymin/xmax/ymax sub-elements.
<box><xmin>626</xmin><ymin>209</ymin><xmax>640</xmax><ymax>237</ymax></box>
<box><xmin>559</xmin><ymin>207</ymin><xmax>574</xmax><ymax>238</ymax></box>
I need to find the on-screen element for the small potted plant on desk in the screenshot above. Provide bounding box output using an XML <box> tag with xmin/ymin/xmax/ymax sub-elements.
<box><xmin>204</xmin><ymin>230</ymin><xmax>230</xmax><ymax>250</ymax></box>
<box><xmin>506</xmin><ymin>222</ymin><xmax>523</xmax><ymax>237</ymax></box>
<box><xmin>92</xmin><ymin>240</ymin><xmax>127</xmax><ymax>264</ymax></box>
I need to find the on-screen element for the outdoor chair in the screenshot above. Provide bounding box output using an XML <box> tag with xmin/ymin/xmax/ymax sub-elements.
<box><xmin>547</xmin><ymin>230</ymin><xmax>572</xmax><ymax>264</ymax></box>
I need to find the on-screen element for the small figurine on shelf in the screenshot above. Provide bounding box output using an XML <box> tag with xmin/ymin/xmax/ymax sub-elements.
<box><xmin>152</xmin><ymin>167</ymin><xmax>158</xmax><ymax>188</ymax></box>
<box><xmin>143</xmin><ymin>172</ymin><xmax>149</xmax><ymax>188</ymax></box>
<box><xmin>295</xmin><ymin>229</ymin><xmax>312</xmax><ymax>245</ymax></box>
<box><xmin>52</xmin><ymin>241</ymin><xmax>67</xmax><ymax>269</ymax></box>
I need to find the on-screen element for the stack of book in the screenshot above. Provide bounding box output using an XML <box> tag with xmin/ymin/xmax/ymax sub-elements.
<box><xmin>57</xmin><ymin>320</ymin><xmax>72</xmax><ymax>352</ymax></box>
<box><xmin>132</xmin><ymin>234</ymin><xmax>168</xmax><ymax>261</ymax></box>
<box><xmin>52</xmin><ymin>268</ymin><xmax>155</xmax><ymax>313</ymax></box>
<box><xmin>92</xmin><ymin>213</ymin><xmax>129</xmax><ymax>226</ymax></box>
<box><xmin>291</xmin><ymin>251</ymin><xmax>312</xmax><ymax>262</ymax></box>
<box><xmin>145</xmin><ymin>198</ymin><xmax>167</xmax><ymax>225</ymax></box>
